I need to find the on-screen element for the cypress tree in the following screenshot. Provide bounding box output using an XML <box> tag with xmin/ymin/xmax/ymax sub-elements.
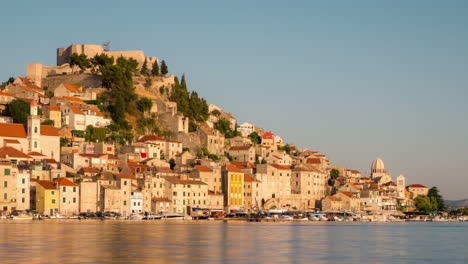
<box><xmin>160</xmin><ymin>60</ymin><xmax>168</xmax><ymax>76</ymax></box>
<box><xmin>140</xmin><ymin>58</ymin><xmax>149</xmax><ymax>75</ymax></box>
<box><xmin>151</xmin><ymin>60</ymin><xmax>160</xmax><ymax>76</ymax></box>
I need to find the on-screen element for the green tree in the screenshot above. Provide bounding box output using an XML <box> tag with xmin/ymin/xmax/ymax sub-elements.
<box><xmin>328</xmin><ymin>169</ymin><xmax>340</xmax><ymax>186</ymax></box>
<box><xmin>90</xmin><ymin>53</ymin><xmax>114</xmax><ymax>73</ymax></box>
<box><xmin>69</xmin><ymin>53</ymin><xmax>91</xmax><ymax>72</ymax></box>
<box><xmin>211</xmin><ymin>109</ymin><xmax>221</xmax><ymax>116</ymax></box>
<box><xmin>248</xmin><ymin>132</ymin><xmax>261</xmax><ymax>144</ymax></box>
<box><xmin>140</xmin><ymin>59</ymin><xmax>149</xmax><ymax>75</ymax></box>
<box><xmin>428</xmin><ymin>187</ymin><xmax>445</xmax><ymax>211</ymax></box>
<box><xmin>151</xmin><ymin>60</ymin><xmax>160</xmax><ymax>76</ymax></box>
<box><xmin>414</xmin><ymin>195</ymin><xmax>438</xmax><ymax>213</ymax></box>
<box><xmin>0</xmin><ymin>77</ymin><xmax>14</xmax><ymax>89</ymax></box>
<box><xmin>160</xmin><ymin>60</ymin><xmax>168</xmax><ymax>76</ymax></box>
<box><xmin>60</xmin><ymin>137</ymin><xmax>70</xmax><ymax>147</ymax></box>
<box><xmin>137</xmin><ymin>97</ymin><xmax>153</xmax><ymax>113</ymax></box>
<box><xmin>169</xmin><ymin>158</ymin><xmax>176</xmax><ymax>170</ymax></box>
<box><xmin>84</xmin><ymin>125</ymin><xmax>107</xmax><ymax>142</ymax></box>
<box><xmin>41</xmin><ymin>120</ymin><xmax>54</xmax><ymax>126</ymax></box>
<box><xmin>6</xmin><ymin>99</ymin><xmax>29</xmax><ymax>125</ymax></box>
<box><xmin>189</xmin><ymin>120</ymin><xmax>198</xmax><ymax>132</ymax></box>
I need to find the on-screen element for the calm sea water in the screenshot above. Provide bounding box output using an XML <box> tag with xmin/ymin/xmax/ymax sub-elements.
<box><xmin>0</xmin><ymin>220</ymin><xmax>466</xmax><ymax>264</ymax></box>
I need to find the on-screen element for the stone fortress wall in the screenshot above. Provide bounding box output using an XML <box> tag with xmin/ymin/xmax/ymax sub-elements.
<box><xmin>27</xmin><ymin>44</ymin><xmax>159</xmax><ymax>87</ymax></box>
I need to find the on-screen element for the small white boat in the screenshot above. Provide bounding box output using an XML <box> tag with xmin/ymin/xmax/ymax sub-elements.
<box><xmin>161</xmin><ymin>213</ymin><xmax>192</xmax><ymax>220</ymax></box>
<box><xmin>279</xmin><ymin>215</ymin><xmax>294</xmax><ymax>221</ymax></box>
<box><xmin>333</xmin><ymin>216</ymin><xmax>343</xmax><ymax>222</ymax></box>
<box><xmin>309</xmin><ymin>216</ymin><xmax>320</xmax><ymax>221</ymax></box>
<box><xmin>128</xmin><ymin>213</ymin><xmax>143</xmax><ymax>220</ymax></box>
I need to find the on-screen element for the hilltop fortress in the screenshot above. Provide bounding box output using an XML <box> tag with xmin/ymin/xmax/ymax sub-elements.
<box><xmin>27</xmin><ymin>44</ymin><xmax>159</xmax><ymax>86</ymax></box>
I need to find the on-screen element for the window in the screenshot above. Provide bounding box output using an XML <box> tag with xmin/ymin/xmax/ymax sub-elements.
<box><xmin>124</xmin><ymin>201</ymin><xmax>127</xmax><ymax>205</ymax></box>
<box><xmin>22</xmin><ymin>188</ymin><xmax>25</xmax><ymax>194</ymax></box>
<box><xmin>52</xmin><ymin>199</ymin><xmax>56</xmax><ymax>204</ymax></box>
<box><xmin>22</xmin><ymin>198</ymin><xmax>25</xmax><ymax>203</ymax></box>
<box><xmin>124</xmin><ymin>181</ymin><xmax>127</xmax><ymax>186</ymax></box>
<box><xmin>4</xmin><ymin>169</ymin><xmax>10</xmax><ymax>176</ymax></box>
<box><xmin>51</xmin><ymin>191</ymin><xmax>55</xmax><ymax>195</ymax></box>
<box><xmin>63</xmin><ymin>198</ymin><xmax>66</xmax><ymax>203</ymax></box>
<box><xmin>73</xmin><ymin>198</ymin><xmax>76</xmax><ymax>203</ymax></box>
<box><xmin>73</xmin><ymin>187</ymin><xmax>76</xmax><ymax>192</ymax></box>
<box><xmin>173</xmin><ymin>192</ymin><xmax>177</xmax><ymax>196</ymax></box>
<box><xmin>3</xmin><ymin>193</ymin><xmax>6</xmax><ymax>199</ymax></box>
<box><xmin>63</xmin><ymin>187</ymin><xmax>66</xmax><ymax>192</ymax></box>
<box><xmin>22</xmin><ymin>178</ymin><xmax>25</xmax><ymax>184</ymax></box>
<box><xmin>3</xmin><ymin>181</ymin><xmax>7</xmax><ymax>187</ymax></box>
<box><xmin>34</xmin><ymin>141</ymin><xmax>38</xmax><ymax>148</ymax></box>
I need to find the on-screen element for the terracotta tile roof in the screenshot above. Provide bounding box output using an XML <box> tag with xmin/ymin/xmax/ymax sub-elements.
<box><xmin>303</xmin><ymin>164</ymin><xmax>322</xmax><ymax>173</ymax></box>
<box><xmin>0</xmin><ymin>91</ymin><xmax>14</xmax><ymax>97</ymax></box>
<box><xmin>162</xmin><ymin>176</ymin><xmax>207</xmax><ymax>185</ymax></box>
<box><xmin>229</xmin><ymin>145</ymin><xmax>252</xmax><ymax>151</ymax></box>
<box><xmin>81</xmin><ymin>167</ymin><xmax>100</xmax><ymax>173</ymax></box>
<box><xmin>63</xmin><ymin>96</ymin><xmax>84</xmax><ymax>103</ymax></box>
<box><xmin>225</xmin><ymin>164</ymin><xmax>243</xmax><ymax>173</ymax></box>
<box><xmin>18</xmin><ymin>77</ymin><xmax>31</xmax><ymax>84</ymax></box>
<box><xmin>339</xmin><ymin>191</ymin><xmax>353</xmax><ymax>198</ymax></box>
<box><xmin>45</xmin><ymin>105</ymin><xmax>60</xmax><ymax>111</ymax></box>
<box><xmin>37</xmin><ymin>180</ymin><xmax>56</xmax><ymax>190</ymax></box>
<box><xmin>306</xmin><ymin>158</ymin><xmax>322</xmax><ymax>164</ymax></box>
<box><xmin>326</xmin><ymin>195</ymin><xmax>337</xmax><ymax>201</ymax></box>
<box><xmin>195</xmin><ymin>165</ymin><xmax>212</xmax><ymax>173</ymax></box>
<box><xmin>63</xmin><ymin>84</ymin><xmax>81</xmax><ymax>93</ymax></box>
<box><xmin>137</xmin><ymin>135</ymin><xmax>166</xmax><ymax>142</ymax></box>
<box><xmin>231</xmin><ymin>161</ymin><xmax>256</xmax><ymax>169</ymax></box>
<box><xmin>3</xmin><ymin>139</ymin><xmax>20</xmax><ymax>144</ymax></box>
<box><xmin>54</xmin><ymin>177</ymin><xmax>79</xmax><ymax>187</ymax></box>
<box><xmin>79</xmin><ymin>154</ymin><xmax>105</xmax><ymax>158</ymax></box>
<box><xmin>40</xmin><ymin>125</ymin><xmax>59</xmax><ymax>136</ymax></box>
<box><xmin>128</xmin><ymin>163</ymin><xmax>151</xmax><ymax>174</ymax></box>
<box><xmin>0</xmin><ymin>146</ymin><xmax>32</xmax><ymax>159</ymax></box>
<box><xmin>349</xmin><ymin>183</ymin><xmax>359</xmax><ymax>190</ymax></box>
<box><xmin>383</xmin><ymin>181</ymin><xmax>397</xmax><ymax>187</ymax></box>
<box><xmin>70</xmin><ymin>106</ymin><xmax>84</xmax><ymax>115</ymax></box>
<box><xmin>244</xmin><ymin>174</ymin><xmax>260</xmax><ymax>183</ymax></box>
<box><xmin>151</xmin><ymin>197</ymin><xmax>171</xmax><ymax>202</ymax></box>
<box><xmin>407</xmin><ymin>184</ymin><xmax>427</xmax><ymax>188</ymax></box>
<box><xmin>262</xmin><ymin>131</ymin><xmax>274</xmax><ymax>140</ymax></box>
<box><xmin>347</xmin><ymin>169</ymin><xmax>360</xmax><ymax>174</ymax></box>
<box><xmin>156</xmin><ymin>167</ymin><xmax>176</xmax><ymax>174</ymax></box>
<box><xmin>28</xmin><ymin>152</ymin><xmax>46</xmax><ymax>156</ymax></box>
<box><xmin>44</xmin><ymin>158</ymin><xmax>59</xmax><ymax>164</ymax></box>
<box><xmin>269</xmin><ymin>164</ymin><xmax>291</xmax><ymax>170</ymax></box>
<box><xmin>0</xmin><ymin>123</ymin><xmax>27</xmax><ymax>138</ymax></box>
<box><xmin>116</xmin><ymin>173</ymin><xmax>136</xmax><ymax>179</ymax></box>
<box><xmin>107</xmin><ymin>154</ymin><xmax>119</xmax><ymax>160</ymax></box>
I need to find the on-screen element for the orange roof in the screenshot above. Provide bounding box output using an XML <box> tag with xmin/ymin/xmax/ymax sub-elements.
<box><xmin>306</xmin><ymin>158</ymin><xmax>321</xmax><ymax>164</ymax></box>
<box><xmin>0</xmin><ymin>123</ymin><xmax>27</xmax><ymax>138</ymax></box>
<box><xmin>151</xmin><ymin>197</ymin><xmax>171</xmax><ymax>202</ymax></box>
<box><xmin>63</xmin><ymin>96</ymin><xmax>84</xmax><ymax>103</ymax></box>
<box><xmin>70</xmin><ymin>106</ymin><xmax>84</xmax><ymax>115</ymax></box>
<box><xmin>45</xmin><ymin>105</ymin><xmax>60</xmax><ymax>111</ymax></box>
<box><xmin>63</xmin><ymin>84</ymin><xmax>81</xmax><ymax>93</ymax></box>
<box><xmin>229</xmin><ymin>145</ymin><xmax>252</xmax><ymax>151</ymax></box>
<box><xmin>3</xmin><ymin>139</ymin><xmax>20</xmax><ymax>144</ymax></box>
<box><xmin>244</xmin><ymin>174</ymin><xmax>260</xmax><ymax>183</ymax></box>
<box><xmin>54</xmin><ymin>177</ymin><xmax>79</xmax><ymax>187</ymax></box>
<box><xmin>347</xmin><ymin>169</ymin><xmax>360</xmax><ymax>174</ymax></box>
<box><xmin>231</xmin><ymin>161</ymin><xmax>256</xmax><ymax>169</ymax></box>
<box><xmin>162</xmin><ymin>176</ymin><xmax>207</xmax><ymax>185</ymax></box>
<box><xmin>28</xmin><ymin>152</ymin><xmax>46</xmax><ymax>156</ymax></box>
<box><xmin>37</xmin><ymin>180</ymin><xmax>56</xmax><ymax>190</ymax></box>
<box><xmin>225</xmin><ymin>164</ymin><xmax>243</xmax><ymax>173</ymax></box>
<box><xmin>18</xmin><ymin>77</ymin><xmax>31</xmax><ymax>84</ymax></box>
<box><xmin>128</xmin><ymin>163</ymin><xmax>151</xmax><ymax>174</ymax></box>
<box><xmin>0</xmin><ymin>146</ymin><xmax>32</xmax><ymax>159</ymax></box>
<box><xmin>269</xmin><ymin>164</ymin><xmax>291</xmax><ymax>170</ymax></box>
<box><xmin>0</xmin><ymin>91</ymin><xmax>14</xmax><ymax>97</ymax></box>
<box><xmin>195</xmin><ymin>165</ymin><xmax>212</xmax><ymax>173</ymax></box>
<box><xmin>81</xmin><ymin>167</ymin><xmax>100</xmax><ymax>173</ymax></box>
<box><xmin>156</xmin><ymin>167</ymin><xmax>176</xmax><ymax>174</ymax></box>
<box><xmin>138</xmin><ymin>135</ymin><xmax>167</xmax><ymax>142</ymax></box>
<box><xmin>326</xmin><ymin>195</ymin><xmax>337</xmax><ymax>201</ymax></box>
<box><xmin>40</xmin><ymin>125</ymin><xmax>59</xmax><ymax>136</ymax></box>
<box><xmin>116</xmin><ymin>173</ymin><xmax>136</xmax><ymax>179</ymax></box>
<box><xmin>262</xmin><ymin>131</ymin><xmax>274</xmax><ymax>140</ymax></box>
<box><xmin>339</xmin><ymin>191</ymin><xmax>353</xmax><ymax>198</ymax></box>
<box><xmin>407</xmin><ymin>184</ymin><xmax>427</xmax><ymax>188</ymax></box>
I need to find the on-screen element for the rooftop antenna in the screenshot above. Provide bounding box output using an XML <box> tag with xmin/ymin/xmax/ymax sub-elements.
<box><xmin>103</xmin><ymin>41</ymin><xmax>111</xmax><ymax>51</ymax></box>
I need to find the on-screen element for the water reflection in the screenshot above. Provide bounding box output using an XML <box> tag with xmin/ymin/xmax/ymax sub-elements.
<box><xmin>0</xmin><ymin>221</ymin><xmax>466</xmax><ymax>263</ymax></box>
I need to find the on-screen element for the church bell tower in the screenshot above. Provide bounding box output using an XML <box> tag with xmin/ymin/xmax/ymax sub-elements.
<box><xmin>27</xmin><ymin>100</ymin><xmax>41</xmax><ymax>153</ymax></box>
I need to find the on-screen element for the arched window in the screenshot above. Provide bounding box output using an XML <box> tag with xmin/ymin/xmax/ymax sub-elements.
<box><xmin>34</xmin><ymin>127</ymin><xmax>38</xmax><ymax>133</ymax></box>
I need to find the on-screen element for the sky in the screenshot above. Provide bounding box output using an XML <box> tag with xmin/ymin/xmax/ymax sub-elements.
<box><xmin>1</xmin><ymin>0</ymin><xmax>467</xmax><ymax>199</ymax></box>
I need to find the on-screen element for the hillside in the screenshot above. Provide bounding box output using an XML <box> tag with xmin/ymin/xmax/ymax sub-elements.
<box><xmin>445</xmin><ymin>199</ymin><xmax>468</xmax><ymax>208</ymax></box>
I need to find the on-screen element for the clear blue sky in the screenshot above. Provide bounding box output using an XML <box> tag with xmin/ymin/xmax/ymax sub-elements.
<box><xmin>1</xmin><ymin>0</ymin><xmax>467</xmax><ymax>199</ymax></box>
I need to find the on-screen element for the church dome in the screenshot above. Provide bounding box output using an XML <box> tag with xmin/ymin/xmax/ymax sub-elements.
<box><xmin>371</xmin><ymin>157</ymin><xmax>385</xmax><ymax>173</ymax></box>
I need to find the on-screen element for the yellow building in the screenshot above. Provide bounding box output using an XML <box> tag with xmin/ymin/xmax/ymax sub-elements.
<box><xmin>223</xmin><ymin>164</ymin><xmax>244</xmax><ymax>212</ymax></box>
<box><xmin>36</xmin><ymin>180</ymin><xmax>59</xmax><ymax>216</ymax></box>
